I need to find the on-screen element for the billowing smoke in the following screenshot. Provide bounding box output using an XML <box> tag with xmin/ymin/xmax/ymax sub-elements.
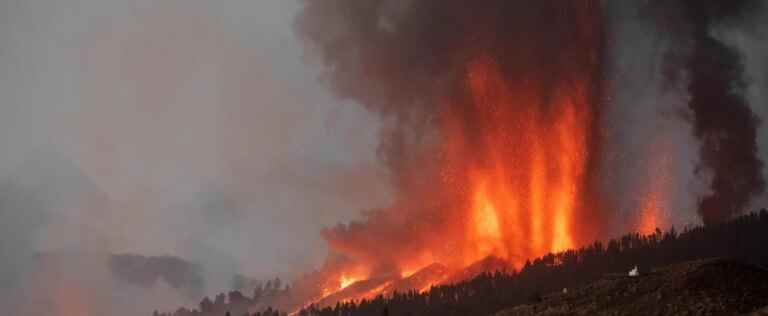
<box><xmin>296</xmin><ymin>0</ymin><xmax>609</xmax><ymax>280</ymax></box>
<box><xmin>646</xmin><ymin>0</ymin><xmax>766</xmax><ymax>224</ymax></box>
<box><xmin>0</xmin><ymin>0</ymin><xmax>387</xmax><ymax>315</ymax></box>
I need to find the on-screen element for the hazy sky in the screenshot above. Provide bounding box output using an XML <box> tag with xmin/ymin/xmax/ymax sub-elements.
<box><xmin>0</xmin><ymin>0</ymin><xmax>391</xmax><ymax>310</ymax></box>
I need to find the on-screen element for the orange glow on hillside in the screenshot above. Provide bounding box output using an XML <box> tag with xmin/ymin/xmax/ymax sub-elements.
<box><xmin>339</xmin><ymin>275</ymin><xmax>357</xmax><ymax>289</ymax></box>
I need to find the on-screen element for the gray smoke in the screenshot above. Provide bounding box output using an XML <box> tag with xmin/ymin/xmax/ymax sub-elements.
<box><xmin>0</xmin><ymin>0</ymin><xmax>389</xmax><ymax>315</ymax></box>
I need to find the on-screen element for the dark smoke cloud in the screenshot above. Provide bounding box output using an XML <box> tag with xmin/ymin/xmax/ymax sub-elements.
<box><xmin>647</xmin><ymin>0</ymin><xmax>766</xmax><ymax>225</ymax></box>
<box><xmin>296</xmin><ymin>0</ymin><xmax>608</xmax><ymax>272</ymax></box>
<box><xmin>296</xmin><ymin>0</ymin><xmax>606</xmax><ymax>166</ymax></box>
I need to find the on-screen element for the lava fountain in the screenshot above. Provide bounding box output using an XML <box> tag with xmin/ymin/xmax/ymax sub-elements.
<box><xmin>441</xmin><ymin>56</ymin><xmax>594</xmax><ymax>268</ymax></box>
<box><xmin>294</xmin><ymin>0</ymin><xmax>609</xmax><ymax>308</ymax></box>
<box><xmin>306</xmin><ymin>53</ymin><xmax>606</xmax><ymax>306</ymax></box>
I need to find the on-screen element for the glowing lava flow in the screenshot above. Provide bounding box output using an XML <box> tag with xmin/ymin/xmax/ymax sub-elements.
<box><xmin>339</xmin><ymin>275</ymin><xmax>357</xmax><ymax>289</ymax></box>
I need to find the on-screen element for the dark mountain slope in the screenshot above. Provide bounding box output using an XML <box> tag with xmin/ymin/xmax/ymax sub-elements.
<box><xmin>496</xmin><ymin>259</ymin><xmax>768</xmax><ymax>316</ymax></box>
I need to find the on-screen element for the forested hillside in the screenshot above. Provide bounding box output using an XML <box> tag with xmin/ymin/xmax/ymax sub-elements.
<box><xmin>156</xmin><ymin>208</ymin><xmax>768</xmax><ymax>316</ymax></box>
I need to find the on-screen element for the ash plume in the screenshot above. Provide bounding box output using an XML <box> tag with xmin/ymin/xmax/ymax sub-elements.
<box><xmin>647</xmin><ymin>0</ymin><xmax>766</xmax><ymax>225</ymax></box>
<box><xmin>296</xmin><ymin>0</ymin><xmax>608</xmax><ymax>278</ymax></box>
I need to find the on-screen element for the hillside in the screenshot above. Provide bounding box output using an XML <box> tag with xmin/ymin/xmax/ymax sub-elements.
<box><xmin>299</xmin><ymin>209</ymin><xmax>768</xmax><ymax>316</ymax></box>
<box><xmin>156</xmin><ymin>209</ymin><xmax>768</xmax><ymax>316</ymax></box>
<box><xmin>496</xmin><ymin>259</ymin><xmax>768</xmax><ymax>316</ymax></box>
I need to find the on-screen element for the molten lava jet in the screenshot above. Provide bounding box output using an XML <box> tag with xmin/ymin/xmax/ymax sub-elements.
<box><xmin>294</xmin><ymin>0</ymin><xmax>608</xmax><ymax>308</ymax></box>
<box><xmin>444</xmin><ymin>57</ymin><xmax>594</xmax><ymax>267</ymax></box>
<box><xmin>307</xmin><ymin>56</ymin><xmax>604</xmax><ymax>307</ymax></box>
<box><xmin>429</xmin><ymin>56</ymin><xmax>594</xmax><ymax>269</ymax></box>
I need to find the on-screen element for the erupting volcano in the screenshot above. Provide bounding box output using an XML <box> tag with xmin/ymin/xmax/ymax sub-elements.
<box><xmin>5</xmin><ymin>0</ymin><xmax>768</xmax><ymax>315</ymax></box>
<box><xmin>285</xmin><ymin>0</ymin><xmax>768</xmax><ymax>310</ymax></box>
<box><xmin>293</xmin><ymin>0</ymin><xmax>614</xmax><ymax>306</ymax></box>
<box><xmin>308</xmin><ymin>54</ymin><xmax>606</xmax><ymax>305</ymax></box>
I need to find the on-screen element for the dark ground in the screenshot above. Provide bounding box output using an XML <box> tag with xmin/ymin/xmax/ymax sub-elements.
<box><xmin>495</xmin><ymin>258</ymin><xmax>768</xmax><ymax>316</ymax></box>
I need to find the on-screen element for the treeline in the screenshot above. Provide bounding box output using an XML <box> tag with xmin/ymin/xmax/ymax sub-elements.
<box><xmin>300</xmin><ymin>208</ymin><xmax>768</xmax><ymax>316</ymax></box>
<box><xmin>152</xmin><ymin>278</ymin><xmax>290</xmax><ymax>316</ymax></box>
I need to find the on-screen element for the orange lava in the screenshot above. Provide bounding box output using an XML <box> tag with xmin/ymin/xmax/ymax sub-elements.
<box><xmin>442</xmin><ymin>56</ymin><xmax>592</xmax><ymax>268</ymax></box>
<box><xmin>339</xmin><ymin>275</ymin><xmax>358</xmax><ymax>289</ymax></box>
<box><xmin>297</xmin><ymin>2</ymin><xmax>609</xmax><ymax>311</ymax></box>
<box><xmin>311</xmin><ymin>55</ymin><xmax>600</xmax><ymax>307</ymax></box>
